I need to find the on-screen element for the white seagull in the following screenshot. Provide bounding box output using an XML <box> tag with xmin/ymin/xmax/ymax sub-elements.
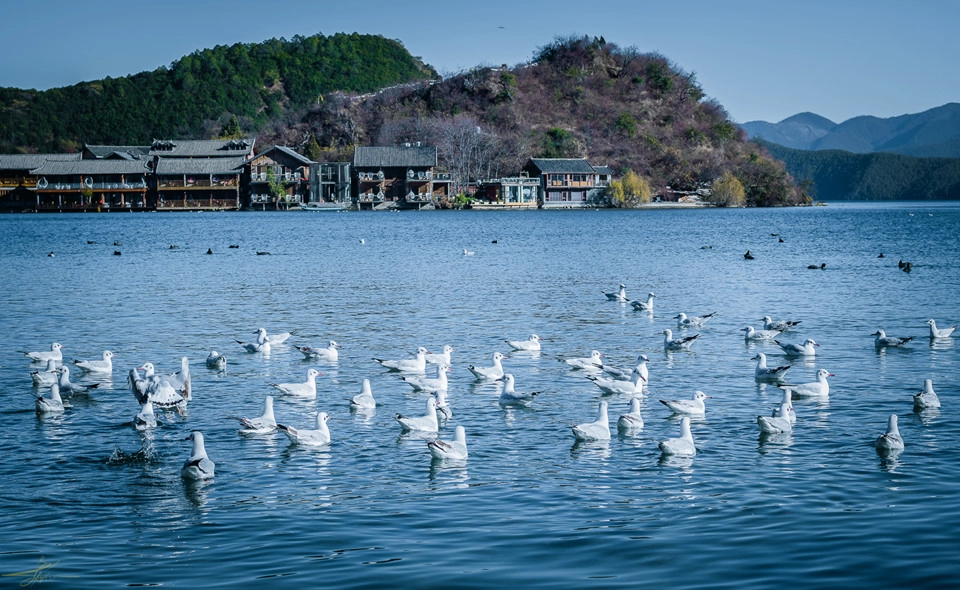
<box><xmin>165</xmin><ymin>357</ymin><xmax>191</xmax><ymax>400</ymax></box>
<box><xmin>35</xmin><ymin>382</ymin><xmax>65</xmax><ymax>415</ymax></box>
<box><xmin>741</xmin><ymin>326</ymin><xmax>783</xmax><ymax>341</ymax></box>
<box><xmin>233</xmin><ymin>396</ymin><xmax>277</xmax><ymax>434</ymax></box>
<box><xmin>278</xmin><ymin>412</ymin><xmax>331</xmax><ymax>446</ymax></box>
<box><xmin>468</xmin><ymin>351</ymin><xmax>508</xmax><ymax>380</ymax></box>
<box><xmin>872</xmin><ymin>330</ymin><xmax>913</xmax><ymax>348</ymax></box>
<box><xmin>630</xmin><ymin>292</ymin><xmax>655</xmax><ymax>312</ymax></box>
<box><xmin>270</xmin><ymin>368</ymin><xmax>322</xmax><ymax>399</ymax></box>
<box><xmin>374</xmin><ymin>347</ymin><xmax>429</xmax><ymax>373</ymax></box>
<box><xmin>21</xmin><ymin>342</ymin><xmax>64</xmax><ymax>363</ymax></box>
<box><xmin>435</xmin><ymin>389</ymin><xmax>452</xmax><ymax>420</ymax></box>
<box><xmin>617</xmin><ymin>398</ymin><xmax>644</xmax><ymax>431</ymax></box>
<box><xmin>658</xmin><ymin>416</ymin><xmax>696</xmax><ymax>457</ymax></box>
<box><xmin>427</xmin><ymin>425</ymin><xmax>468</xmax><ymax>460</ymax></box>
<box><xmin>926</xmin><ymin>319</ymin><xmax>957</xmax><ymax>339</ymax></box>
<box><xmin>563</xmin><ymin>350</ymin><xmax>604</xmax><ymax>371</ymax></box>
<box><xmin>425</xmin><ymin>345</ymin><xmax>455</xmax><ymax>365</ymax></box>
<box><xmin>505</xmin><ymin>334</ymin><xmax>542</xmax><ymax>351</ymax></box>
<box><xmin>660</xmin><ymin>390</ymin><xmax>711</xmax><ymax>415</ymax></box>
<box><xmin>134</xmin><ymin>401</ymin><xmax>157</xmax><ymax>430</ymax></box>
<box><xmin>31</xmin><ymin>359</ymin><xmax>60</xmax><ymax>386</ymax></box>
<box><xmin>603</xmin><ymin>284</ymin><xmax>628</xmax><ymax>302</ymax></box>
<box><xmin>205</xmin><ymin>351</ymin><xmax>227</xmax><ymax>370</ymax></box>
<box><xmin>497</xmin><ymin>374</ymin><xmax>540</xmax><ymax>407</ymax></box>
<box><xmin>572</xmin><ymin>401</ymin><xmax>611</xmax><ymax>441</ymax></box>
<box><xmin>181</xmin><ymin>431</ymin><xmax>215</xmax><ymax>481</ymax></box>
<box><xmin>603</xmin><ymin>354</ymin><xmax>650</xmax><ymax>384</ymax></box>
<box><xmin>401</xmin><ymin>363</ymin><xmax>450</xmax><ymax>393</ymax></box>
<box><xmin>349</xmin><ymin>379</ymin><xmax>377</xmax><ymax>409</ymax></box>
<box><xmin>762</xmin><ymin>316</ymin><xmax>801</xmax><ymax>331</ymax></box>
<box><xmin>72</xmin><ymin>350</ymin><xmax>115</xmax><ymax>374</ymax></box>
<box><xmin>776</xmin><ymin>338</ymin><xmax>818</xmax><ymax>357</ymax></box>
<box><xmin>146</xmin><ymin>375</ymin><xmax>188</xmax><ymax>412</ymax></box>
<box><xmin>913</xmin><ymin>378</ymin><xmax>940</xmax><ymax>410</ymax></box>
<box><xmin>771</xmin><ymin>388</ymin><xmax>797</xmax><ymax>424</ymax></box>
<box><xmin>875</xmin><ymin>414</ymin><xmax>904</xmax><ymax>452</ymax></box>
<box><xmin>395</xmin><ymin>396</ymin><xmax>440</xmax><ymax>432</ymax></box>
<box><xmin>661</xmin><ymin>329</ymin><xmax>698</xmax><ymax>351</ymax></box>
<box><xmin>295</xmin><ymin>341</ymin><xmax>341</xmax><ymax>362</ymax></box>
<box><xmin>675</xmin><ymin>311</ymin><xmax>716</xmax><ymax>328</ymax></box>
<box><xmin>758</xmin><ymin>394</ymin><xmax>794</xmax><ymax>434</ymax></box>
<box><xmin>56</xmin><ymin>365</ymin><xmax>99</xmax><ymax>395</ymax></box>
<box><xmin>781</xmin><ymin>369</ymin><xmax>833</xmax><ymax>398</ymax></box>
<box><xmin>751</xmin><ymin>353</ymin><xmax>791</xmax><ymax>382</ymax></box>
<box><xmin>587</xmin><ymin>369</ymin><xmax>645</xmax><ymax>396</ymax></box>
<box><xmin>237</xmin><ymin>328</ymin><xmax>270</xmax><ymax>353</ymax></box>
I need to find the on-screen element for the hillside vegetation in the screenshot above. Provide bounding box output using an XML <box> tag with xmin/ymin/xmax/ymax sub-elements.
<box><xmin>0</xmin><ymin>33</ymin><xmax>434</xmax><ymax>153</ymax></box>
<box><xmin>763</xmin><ymin>141</ymin><xmax>960</xmax><ymax>200</ymax></box>
<box><xmin>267</xmin><ymin>35</ymin><xmax>802</xmax><ymax>205</ymax></box>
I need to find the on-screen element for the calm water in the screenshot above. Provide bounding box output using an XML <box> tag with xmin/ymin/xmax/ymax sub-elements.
<box><xmin>1</xmin><ymin>204</ymin><xmax>958</xmax><ymax>588</ymax></box>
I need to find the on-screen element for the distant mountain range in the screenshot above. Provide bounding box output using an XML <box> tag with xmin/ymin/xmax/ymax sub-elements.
<box><xmin>742</xmin><ymin>103</ymin><xmax>960</xmax><ymax>158</ymax></box>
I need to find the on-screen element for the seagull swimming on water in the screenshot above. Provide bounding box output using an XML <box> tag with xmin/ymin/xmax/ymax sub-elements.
<box><xmin>875</xmin><ymin>414</ymin><xmax>904</xmax><ymax>453</ymax></box>
<box><xmin>913</xmin><ymin>378</ymin><xmax>940</xmax><ymax>410</ymax></box>
<box><xmin>617</xmin><ymin>398</ymin><xmax>644</xmax><ymax>431</ymax></box>
<box><xmin>349</xmin><ymin>379</ymin><xmax>377</xmax><ymax>409</ymax></box>
<box><xmin>56</xmin><ymin>365</ymin><xmax>100</xmax><ymax>395</ymax></box>
<box><xmin>761</xmin><ymin>316</ymin><xmax>801</xmax><ymax>331</ymax></box>
<box><xmin>401</xmin><ymin>363</ymin><xmax>450</xmax><ymax>393</ymax></box>
<box><xmin>776</xmin><ymin>338</ymin><xmax>818</xmax><ymax>357</ymax></box>
<box><xmin>660</xmin><ymin>390</ymin><xmax>711</xmax><ymax>415</ymax></box>
<box><xmin>758</xmin><ymin>393</ymin><xmax>794</xmax><ymax>434</ymax></box>
<box><xmin>205</xmin><ymin>351</ymin><xmax>227</xmax><ymax>370</ymax></box>
<box><xmin>752</xmin><ymin>353</ymin><xmax>790</xmax><ymax>382</ymax></box>
<box><xmin>233</xmin><ymin>396</ymin><xmax>277</xmax><ymax>434</ymax></box>
<box><xmin>31</xmin><ymin>359</ymin><xmax>60</xmax><ymax>386</ymax></box>
<box><xmin>133</xmin><ymin>401</ymin><xmax>157</xmax><ymax>430</ymax></box>
<box><xmin>427</xmin><ymin>425</ymin><xmax>468</xmax><ymax>460</ymax></box>
<box><xmin>741</xmin><ymin>326</ymin><xmax>783</xmax><ymax>341</ymax></box>
<box><xmin>270</xmin><ymin>368</ymin><xmax>322</xmax><ymax>399</ymax></box>
<box><xmin>181</xmin><ymin>431</ymin><xmax>215</xmax><ymax>481</ymax></box>
<box><xmin>780</xmin><ymin>369</ymin><xmax>833</xmax><ymax>398</ymax></box>
<box><xmin>497</xmin><ymin>374</ymin><xmax>540</xmax><ymax>407</ymax></box>
<box><xmin>36</xmin><ymin>382</ymin><xmax>65</xmax><ymax>415</ymax></box>
<box><xmin>872</xmin><ymin>330</ymin><xmax>913</xmax><ymax>348</ymax></box>
<box><xmin>925</xmin><ymin>319</ymin><xmax>956</xmax><ymax>339</ymax></box>
<box><xmin>278</xmin><ymin>412</ymin><xmax>331</xmax><ymax>446</ymax></box>
<box><xmin>468</xmin><ymin>351</ymin><xmax>508</xmax><ymax>380</ymax></box>
<box><xmin>630</xmin><ymin>292</ymin><xmax>655</xmax><ymax>312</ymax></box>
<box><xmin>396</xmin><ymin>396</ymin><xmax>440</xmax><ymax>432</ymax></box>
<box><xmin>72</xmin><ymin>350</ymin><xmax>115</xmax><ymax>374</ymax></box>
<box><xmin>563</xmin><ymin>350</ymin><xmax>604</xmax><ymax>371</ymax></box>
<box><xmin>21</xmin><ymin>342</ymin><xmax>64</xmax><ymax>363</ymax></box>
<box><xmin>659</xmin><ymin>416</ymin><xmax>696</xmax><ymax>457</ymax></box>
<box><xmin>675</xmin><ymin>312</ymin><xmax>716</xmax><ymax>328</ymax></box>
<box><xmin>295</xmin><ymin>341</ymin><xmax>341</xmax><ymax>362</ymax></box>
<box><xmin>237</xmin><ymin>328</ymin><xmax>270</xmax><ymax>353</ymax></box>
<box><xmin>661</xmin><ymin>329</ymin><xmax>698</xmax><ymax>351</ymax></box>
<box><xmin>602</xmin><ymin>284</ymin><xmax>628</xmax><ymax>302</ymax></box>
<box><xmin>374</xmin><ymin>347</ymin><xmax>429</xmax><ymax>373</ymax></box>
<box><xmin>505</xmin><ymin>334</ymin><xmax>542</xmax><ymax>351</ymax></box>
<box><xmin>425</xmin><ymin>344</ymin><xmax>455</xmax><ymax>365</ymax></box>
<box><xmin>572</xmin><ymin>401</ymin><xmax>611</xmax><ymax>441</ymax></box>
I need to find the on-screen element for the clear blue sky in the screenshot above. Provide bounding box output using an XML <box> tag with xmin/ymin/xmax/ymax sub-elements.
<box><xmin>2</xmin><ymin>0</ymin><xmax>956</xmax><ymax>124</ymax></box>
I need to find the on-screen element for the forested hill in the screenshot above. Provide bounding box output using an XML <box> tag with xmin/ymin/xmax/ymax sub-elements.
<box><xmin>0</xmin><ymin>33</ymin><xmax>434</xmax><ymax>153</ymax></box>
<box><xmin>763</xmin><ymin>141</ymin><xmax>960</xmax><ymax>200</ymax></box>
<box><xmin>270</xmin><ymin>36</ymin><xmax>803</xmax><ymax>206</ymax></box>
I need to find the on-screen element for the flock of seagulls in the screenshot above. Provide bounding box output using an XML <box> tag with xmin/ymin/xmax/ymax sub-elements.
<box><xmin>20</xmin><ymin>272</ymin><xmax>954</xmax><ymax>483</ymax></box>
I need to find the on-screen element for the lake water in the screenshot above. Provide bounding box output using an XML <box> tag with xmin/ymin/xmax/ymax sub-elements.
<box><xmin>1</xmin><ymin>203</ymin><xmax>958</xmax><ymax>588</ymax></box>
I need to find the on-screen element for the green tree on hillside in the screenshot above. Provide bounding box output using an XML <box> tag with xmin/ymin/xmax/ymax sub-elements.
<box><xmin>710</xmin><ymin>171</ymin><xmax>746</xmax><ymax>207</ymax></box>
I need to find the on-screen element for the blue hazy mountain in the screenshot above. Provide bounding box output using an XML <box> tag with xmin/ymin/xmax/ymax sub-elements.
<box><xmin>743</xmin><ymin>103</ymin><xmax>960</xmax><ymax>158</ymax></box>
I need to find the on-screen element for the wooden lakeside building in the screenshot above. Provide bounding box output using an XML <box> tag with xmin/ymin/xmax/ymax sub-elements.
<box><xmin>523</xmin><ymin>158</ymin><xmax>609</xmax><ymax>208</ymax></box>
<box><xmin>353</xmin><ymin>144</ymin><xmax>451</xmax><ymax>210</ymax></box>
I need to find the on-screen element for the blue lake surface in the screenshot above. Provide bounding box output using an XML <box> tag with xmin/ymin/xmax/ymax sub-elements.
<box><xmin>1</xmin><ymin>203</ymin><xmax>958</xmax><ymax>588</ymax></box>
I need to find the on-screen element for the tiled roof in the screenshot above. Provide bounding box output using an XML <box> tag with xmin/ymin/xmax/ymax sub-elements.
<box><xmin>528</xmin><ymin>158</ymin><xmax>597</xmax><ymax>174</ymax></box>
<box><xmin>249</xmin><ymin>145</ymin><xmax>314</xmax><ymax>166</ymax></box>
<box><xmin>593</xmin><ymin>165</ymin><xmax>614</xmax><ymax>175</ymax></box>
<box><xmin>0</xmin><ymin>153</ymin><xmax>82</xmax><ymax>171</ymax></box>
<box><xmin>354</xmin><ymin>145</ymin><xmax>437</xmax><ymax>168</ymax></box>
<box><xmin>148</xmin><ymin>138</ymin><xmax>255</xmax><ymax>157</ymax></box>
<box><xmin>30</xmin><ymin>159</ymin><xmax>151</xmax><ymax>176</ymax></box>
<box><xmin>154</xmin><ymin>156</ymin><xmax>246</xmax><ymax>175</ymax></box>
<box><xmin>84</xmin><ymin>145</ymin><xmax>150</xmax><ymax>159</ymax></box>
